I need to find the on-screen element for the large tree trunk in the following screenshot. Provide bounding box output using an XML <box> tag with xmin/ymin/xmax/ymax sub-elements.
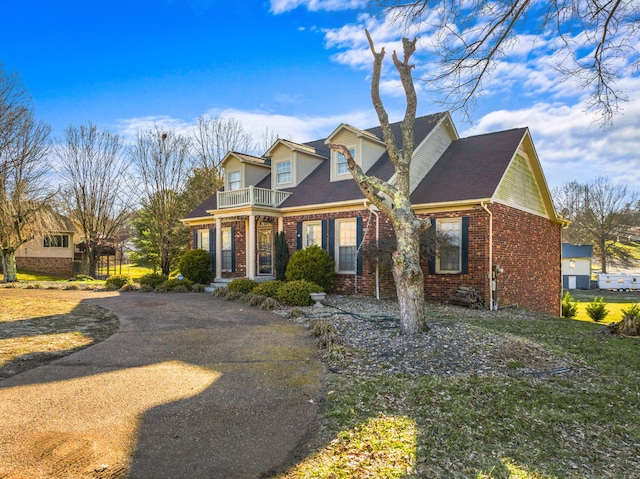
<box><xmin>393</xmin><ymin>224</ymin><xmax>428</xmax><ymax>334</ymax></box>
<box><xmin>1</xmin><ymin>249</ymin><xmax>18</xmax><ymax>282</ymax></box>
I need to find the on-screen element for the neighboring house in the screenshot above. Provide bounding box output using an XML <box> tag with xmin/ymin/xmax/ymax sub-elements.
<box><xmin>561</xmin><ymin>243</ymin><xmax>593</xmax><ymax>290</ymax></box>
<box><xmin>182</xmin><ymin>112</ymin><xmax>566</xmax><ymax>316</ymax></box>
<box><xmin>15</xmin><ymin>215</ymin><xmax>80</xmax><ymax>277</ymax></box>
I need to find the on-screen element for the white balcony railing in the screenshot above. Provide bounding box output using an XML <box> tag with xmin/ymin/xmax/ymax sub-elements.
<box><xmin>217</xmin><ymin>186</ymin><xmax>292</xmax><ymax>209</ymax></box>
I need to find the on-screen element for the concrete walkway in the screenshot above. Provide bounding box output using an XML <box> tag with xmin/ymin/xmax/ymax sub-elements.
<box><xmin>0</xmin><ymin>292</ymin><xmax>322</xmax><ymax>479</ymax></box>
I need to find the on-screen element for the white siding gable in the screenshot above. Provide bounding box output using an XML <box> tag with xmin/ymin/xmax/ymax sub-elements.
<box><xmin>495</xmin><ymin>153</ymin><xmax>548</xmax><ymax>217</ymax></box>
<box><xmin>409</xmin><ymin>115</ymin><xmax>456</xmax><ymax>193</ymax></box>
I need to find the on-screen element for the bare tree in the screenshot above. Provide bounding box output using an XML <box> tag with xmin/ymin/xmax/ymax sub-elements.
<box><xmin>260</xmin><ymin>126</ymin><xmax>279</xmax><ymax>153</ymax></box>
<box><xmin>131</xmin><ymin>126</ymin><xmax>193</xmax><ymax>275</ymax></box>
<box><xmin>554</xmin><ymin>177</ymin><xmax>639</xmax><ymax>273</ymax></box>
<box><xmin>0</xmin><ymin>66</ymin><xmax>56</xmax><ymax>282</ymax></box>
<box><xmin>374</xmin><ymin>0</ymin><xmax>639</xmax><ymax>126</ymax></box>
<box><xmin>330</xmin><ymin>31</ymin><xmax>430</xmax><ymax>335</ymax></box>
<box><xmin>55</xmin><ymin>123</ymin><xmax>132</xmax><ymax>278</ymax></box>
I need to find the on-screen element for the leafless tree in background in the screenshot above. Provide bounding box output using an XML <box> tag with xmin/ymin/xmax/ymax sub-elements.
<box><xmin>0</xmin><ymin>65</ymin><xmax>57</xmax><ymax>282</ymax></box>
<box><xmin>54</xmin><ymin>123</ymin><xmax>132</xmax><ymax>278</ymax></box>
<box><xmin>554</xmin><ymin>177</ymin><xmax>639</xmax><ymax>273</ymax></box>
<box><xmin>131</xmin><ymin>126</ymin><xmax>193</xmax><ymax>275</ymax></box>
<box><xmin>330</xmin><ymin>31</ymin><xmax>431</xmax><ymax>335</ymax></box>
<box><xmin>373</xmin><ymin>0</ymin><xmax>639</xmax><ymax>126</ymax></box>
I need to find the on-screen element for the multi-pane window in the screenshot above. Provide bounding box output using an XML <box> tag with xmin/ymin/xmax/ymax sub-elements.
<box><xmin>336</xmin><ymin>219</ymin><xmax>357</xmax><ymax>273</ymax></box>
<box><xmin>44</xmin><ymin>234</ymin><xmax>69</xmax><ymax>248</ymax></box>
<box><xmin>436</xmin><ymin>219</ymin><xmax>462</xmax><ymax>273</ymax></box>
<box><xmin>276</xmin><ymin>161</ymin><xmax>292</xmax><ymax>185</ymax></box>
<box><xmin>221</xmin><ymin>228</ymin><xmax>233</xmax><ymax>271</ymax></box>
<box><xmin>228</xmin><ymin>171</ymin><xmax>241</xmax><ymax>191</ymax></box>
<box><xmin>336</xmin><ymin>148</ymin><xmax>355</xmax><ymax>175</ymax></box>
<box><xmin>197</xmin><ymin>229</ymin><xmax>210</xmax><ymax>251</ymax></box>
<box><xmin>304</xmin><ymin>221</ymin><xmax>321</xmax><ymax>247</ymax></box>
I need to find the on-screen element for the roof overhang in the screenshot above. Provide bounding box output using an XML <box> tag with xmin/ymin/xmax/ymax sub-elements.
<box><xmin>220</xmin><ymin>151</ymin><xmax>270</xmax><ymax>169</ymax></box>
<box><xmin>324</xmin><ymin>123</ymin><xmax>386</xmax><ymax>146</ymax></box>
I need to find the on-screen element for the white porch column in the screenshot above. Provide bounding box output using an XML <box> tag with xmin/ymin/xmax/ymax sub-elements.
<box><xmin>248</xmin><ymin>214</ymin><xmax>256</xmax><ymax>279</ymax></box>
<box><xmin>215</xmin><ymin>218</ymin><xmax>222</xmax><ymax>280</ymax></box>
<box><xmin>278</xmin><ymin>217</ymin><xmax>284</xmax><ymax>233</ymax></box>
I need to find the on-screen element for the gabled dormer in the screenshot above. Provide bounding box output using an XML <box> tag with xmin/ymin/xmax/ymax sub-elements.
<box><xmin>264</xmin><ymin>139</ymin><xmax>327</xmax><ymax>190</ymax></box>
<box><xmin>220</xmin><ymin>152</ymin><xmax>271</xmax><ymax>191</ymax></box>
<box><xmin>324</xmin><ymin>123</ymin><xmax>387</xmax><ymax>182</ymax></box>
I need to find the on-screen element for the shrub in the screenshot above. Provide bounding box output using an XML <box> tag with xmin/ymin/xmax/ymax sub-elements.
<box><xmin>586</xmin><ymin>297</ymin><xmax>609</xmax><ymax>322</ymax></box>
<box><xmin>72</xmin><ymin>274</ymin><xmax>95</xmax><ymax>281</ymax></box>
<box><xmin>245</xmin><ymin>293</ymin><xmax>268</xmax><ymax>307</ymax></box>
<box><xmin>561</xmin><ymin>291</ymin><xmax>580</xmax><ymax>318</ymax></box>
<box><xmin>285</xmin><ymin>245</ymin><xmax>335</xmax><ymax>291</ymax></box>
<box><xmin>179</xmin><ymin>250</ymin><xmax>212</xmax><ymax>285</ymax></box>
<box><xmin>252</xmin><ymin>280</ymin><xmax>283</xmax><ymax>298</ymax></box>
<box><xmin>260</xmin><ymin>297</ymin><xmax>279</xmax><ymax>310</ymax></box>
<box><xmin>621</xmin><ymin>303</ymin><xmax>640</xmax><ymax>320</ymax></box>
<box><xmin>119</xmin><ymin>283</ymin><xmax>138</xmax><ymax>292</ymax></box>
<box><xmin>156</xmin><ymin>277</ymin><xmax>194</xmax><ymax>292</ymax></box>
<box><xmin>191</xmin><ymin>283</ymin><xmax>206</xmax><ymax>292</ymax></box>
<box><xmin>274</xmin><ymin>231</ymin><xmax>290</xmax><ymax>281</ymax></box>
<box><xmin>139</xmin><ymin>284</ymin><xmax>155</xmax><ymax>293</ymax></box>
<box><xmin>211</xmin><ymin>287</ymin><xmax>229</xmax><ymax>298</ymax></box>
<box><xmin>276</xmin><ymin>279</ymin><xmax>323</xmax><ymax>306</ymax></box>
<box><xmin>227</xmin><ymin>278</ymin><xmax>258</xmax><ymax>294</ymax></box>
<box><xmin>139</xmin><ymin>273</ymin><xmax>168</xmax><ymax>289</ymax></box>
<box><xmin>63</xmin><ymin>284</ymin><xmax>80</xmax><ymax>290</ymax></box>
<box><xmin>226</xmin><ymin>291</ymin><xmax>245</xmax><ymax>301</ymax></box>
<box><xmin>105</xmin><ymin>274</ymin><xmax>131</xmax><ymax>289</ymax></box>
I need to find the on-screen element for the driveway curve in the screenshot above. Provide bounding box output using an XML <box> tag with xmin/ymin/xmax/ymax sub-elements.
<box><xmin>0</xmin><ymin>291</ymin><xmax>322</xmax><ymax>479</ymax></box>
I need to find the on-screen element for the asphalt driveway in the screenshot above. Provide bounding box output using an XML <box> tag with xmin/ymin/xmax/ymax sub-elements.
<box><xmin>0</xmin><ymin>291</ymin><xmax>322</xmax><ymax>479</ymax></box>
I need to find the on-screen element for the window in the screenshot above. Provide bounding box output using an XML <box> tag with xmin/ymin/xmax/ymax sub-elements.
<box><xmin>436</xmin><ymin>219</ymin><xmax>462</xmax><ymax>273</ymax></box>
<box><xmin>569</xmin><ymin>260</ymin><xmax>576</xmax><ymax>268</ymax></box>
<box><xmin>336</xmin><ymin>219</ymin><xmax>357</xmax><ymax>273</ymax></box>
<box><xmin>221</xmin><ymin>228</ymin><xmax>233</xmax><ymax>271</ymax></box>
<box><xmin>276</xmin><ymin>161</ymin><xmax>292</xmax><ymax>185</ymax></box>
<box><xmin>336</xmin><ymin>148</ymin><xmax>355</xmax><ymax>176</ymax></box>
<box><xmin>197</xmin><ymin>229</ymin><xmax>210</xmax><ymax>251</ymax></box>
<box><xmin>304</xmin><ymin>221</ymin><xmax>321</xmax><ymax>247</ymax></box>
<box><xmin>228</xmin><ymin>171</ymin><xmax>241</xmax><ymax>191</ymax></box>
<box><xmin>44</xmin><ymin>234</ymin><xmax>69</xmax><ymax>248</ymax></box>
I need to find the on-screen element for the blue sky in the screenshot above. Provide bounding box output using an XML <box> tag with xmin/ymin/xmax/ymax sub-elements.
<box><xmin>2</xmin><ymin>0</ymin><xmax>639</xmax><ymax>191</ymax></box>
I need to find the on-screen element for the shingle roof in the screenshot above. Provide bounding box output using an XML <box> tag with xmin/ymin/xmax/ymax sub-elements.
<box><xmin>410</xmin><ymin>128</ymin><xmax>527</xmax><ymax>204</ymax></box>
<box><xmin>183</xmin><ymin>192</ymin><xmax>219</xmax><ymax>220</ymax></box>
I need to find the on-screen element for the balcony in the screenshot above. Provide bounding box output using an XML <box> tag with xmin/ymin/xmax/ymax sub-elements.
<box><xmin>217</xmin><ymin>186</ymin><xmax>292</xmax><ymax>209</ymax></box>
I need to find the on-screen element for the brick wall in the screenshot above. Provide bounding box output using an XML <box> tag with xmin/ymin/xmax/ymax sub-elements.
<box><xmin>15</xmin><ymin>257</ymin><xmax>74</xmax><ymax>277</ymax></box>
<box><xmin>491</xmin><ymin>202</ymin><xmax>562</xmax><ymax>316</ymax></box>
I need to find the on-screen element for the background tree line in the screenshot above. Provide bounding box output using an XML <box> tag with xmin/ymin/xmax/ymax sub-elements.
<box><xmin>0</xmin><ymin>63</ymin><xmax>277</xmax><ymax>281</ymax></box>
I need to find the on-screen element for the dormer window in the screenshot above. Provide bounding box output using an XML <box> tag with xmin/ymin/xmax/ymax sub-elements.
<box><xmin>276</xmin><ymin>161</ymin><xmax>292</xmax><ymax>185</ymax></box>
<box><xmin>228</xmin><ymin>171</ymin><xmax>241</xmax><ymax>190</ymax></box>
<box><xmin>336</xmin><ymin>148</ymin><xmax>355</xmax><ymax>176</ymax></box>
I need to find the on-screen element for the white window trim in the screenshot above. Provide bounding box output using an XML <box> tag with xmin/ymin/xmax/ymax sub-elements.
<box><xmin>227</xmin><ymin>170</ymin><xmax>241</xmax><ymax>191</ymax></box>
<box><xmin>221</xmin><ymin>227</ymin><xmax>232</xmax><ymax>272</ymax></box>
<box><xmin>332</xmin><ymin>146</ymin><xmax>356</xmax><ymax>181</ymax></box>
<box><xmin>198</xmin><ymin>229</ymin><xmax>210</xmax><ymax>251</ymax></box>
<box><xmin>303</xmin><ymin>221</ymin><xmax>322</xmax><ymax>248</ymax></box>
<box><xmin>275</xmin><ymin>160</ymin><xmax>293</xmax><ymax>186</ymax></box>
<box><xmin>436</xmin><ymin>218</ymin><xmax>462</xmax><ymax>274</ymax></box>
<box><xmin>335</xmin><ymin>218</ymin><xmax>357</xmax><ymax>274</ymax></box>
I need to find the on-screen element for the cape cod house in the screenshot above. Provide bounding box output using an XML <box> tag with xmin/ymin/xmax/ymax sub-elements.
<box><xmin>182</xmin><ymin>112</ymin><xmax>565</xmax><ymax>316</ymax></box>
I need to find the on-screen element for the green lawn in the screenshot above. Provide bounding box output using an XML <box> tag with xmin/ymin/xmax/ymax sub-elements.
<box><xmin>569</xmin><ymin>289</ymin><xmax>640</xmax><ymax>323</ymax></box>
<box><xmin>282</xmin><ymin>311</ymin><xmax>640</xmax><ymax>478</ymax></box>
<box><xmin>0</xmin><ymin>270</ymin><xmax>68</xmax><ymax>282</ymax></box>
<box><xmin>97</xmin><ymin>264</ymin><xmax>154</xmax><ymax>281</ymax></box>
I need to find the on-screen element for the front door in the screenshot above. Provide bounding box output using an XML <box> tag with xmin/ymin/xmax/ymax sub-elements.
<box><xmin>568</xmin><ymin>276</ymin><xmax>577</xmax><ymax>289</ymax></box>
<box><xmin>257</xmin><ymin>227</ymin><xmax>273</xmax><ymax>275</ymax></box>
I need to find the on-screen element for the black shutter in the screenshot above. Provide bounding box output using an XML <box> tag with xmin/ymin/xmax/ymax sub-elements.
<box><xmin>321</xmin><ymin>220</ymin><xmax>327</xmax><ymax>250</ymax></box>
<box><xmin>193</xmin><ymin>229</ymin><xmax>198</xmax><ymax>250</ymax></box>
<box><xmin>328</xmin><ymin>219</ymin><xmax>335</xmax><ymax>260</ymax></box>
<box><xmin>296</xmin><ymin>222</ymin><xmax>302</xmax><ymax>250</ymax></box>
<box><xmin>461</xmin><ymin>217</ymin><xmax>469</xmax><ymax>274</ymax></box>
<box><xmin>356</xmin><ymin>216</ymin><xmax>363</xmax><ymax>275</ymax></box>
<box><xmin>230</xmin><ymin>226</ymin><xmax>236</xmax><ymax>272</ymax></box>
<box><xmin>428</xmin><ymin>218</ymin><xmax>436</xmax><ymax>275</ymax></box>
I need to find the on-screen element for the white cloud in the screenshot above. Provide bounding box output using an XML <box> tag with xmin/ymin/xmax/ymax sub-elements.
<box><xmin>270</xmin><ymin>0</ymin><xmax>364</xmax><ymax>14</ymax></box>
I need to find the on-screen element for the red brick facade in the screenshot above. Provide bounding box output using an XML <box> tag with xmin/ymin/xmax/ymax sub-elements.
<box><xmin>15</xmin><ymin>257</ymin><xmax>74</xmax><ymax>277</ymax></box>
<box><xmin>191</xmin><ymin>201</ymin><xmax>562</xmax><ymax>316</ymax></box>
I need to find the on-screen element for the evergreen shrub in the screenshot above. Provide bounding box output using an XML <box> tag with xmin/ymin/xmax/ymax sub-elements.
<box><xmin>252</xmin><ymin>280</ymin><xmax>283</xmax><ymax>298</ymax></box>
<box><xmin>586</xmin><ymin>297</ymin><xmax>608</xmax><ymax>322</ymax></box>
<box><xmin>561</xmin><ymin>291</ymin><xmax>579</xmax><ymax>318</ymax></box>
<box><xmin>285</xmin><ymin>245</ymin><xmax>335</xmax><ymax>291</ymax></box>
<box><xmin>179</xmin><ymin>250</ymin><xmax>212</xmax><ymax>284</ymax></box>
<box><xmin>139</xmin><ymin>273</ymin><xmax>168</xmax><ymax>289</ymax></box>
<box><xmin>227</xmin><ymin>278</ymin><xmax>258</xmax><ymax>294</ymax></box>
<box><xmin>276</xmin><ymin>279</ymin><xmax>323</xmax><ymax>306</ymax></box>
<box><xmin>105</xmin><ymin>275</ymin><xmax>131</xmax><ymax>289</ymax></box>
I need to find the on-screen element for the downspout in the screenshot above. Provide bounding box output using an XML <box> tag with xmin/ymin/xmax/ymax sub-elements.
<box><xmin>480</xmin><ymin>201</ymin><xmax>494</xmax><ymax>310</ymax></box>
<box><xmin>363</xmin><ymin>201</ymin><xmax>380</xmax><ymax>300</ymax></box>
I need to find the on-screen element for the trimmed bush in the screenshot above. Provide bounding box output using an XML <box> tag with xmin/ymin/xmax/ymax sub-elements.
<box><xmin>156</xmin><ymin>277</ymin><xmax>194</xmax><ymax>292</ymax></box>
<box><xmin>252</xmin><ymin>280</ymin><xmax>283</xmax><ymax>298</ymax></box>
<box><xmin>586</xmin><ymin>296</ymin><xmax>608</xmax><ymax>322</ymax></box>
<box><xmin>276</xmin><ymin>279</ymin><xmax>323</xmax><ymax>306</ymax></box>
<box><xmin>285</xmin><ymin>245</ymin><xmax>335</xmax><ymax>291</ymax></box>
<box><xmin>561</xmin><ymin>291</ymin><xmax>579</xmax><ymax>318</ymax></box>
<box><xmin>260</xmin><ymin>297</ymin><xmax>279</xmax><ymax>310</ymax></box>
<box><xmin>275</xmin><ymin>231</ymin><xmax>290</xmax><ymax>281</ymax></box>
<box><xmin>179</xmin><ymin>250</ymin><xmax>213</xmax><ymax>284</ymax></box>
<box><xmin>227</xmin><ymin>278</ymin><xmax>258</xmax><ymax>294</ymax></box>
<box><xmin>105</xmin><ymin>274</ymin><xmax>131</xmax><ymax>289</ymax></box>
<box><xmin>139</xmin><ymin>273</ymin><xmax>168</xmax><ymax>289</ymax></box>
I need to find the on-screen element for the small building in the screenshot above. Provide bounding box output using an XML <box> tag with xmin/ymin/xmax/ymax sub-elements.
<box><xmin>183</xmin><ymin>112</ymin><xmax>565</xmax><ymax>316</ymax></box>
<box><xmin>561</xmin><ymin>243</ymin><xmax>593</xmax><ymax>290</ymax></box>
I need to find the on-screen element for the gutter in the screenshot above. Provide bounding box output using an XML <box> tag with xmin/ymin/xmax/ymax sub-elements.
<box><xmin>363</xmin><ymin>200</ymin><xmax>380</xmax><ymax>300</ymax></box>
<box><xmin>480</xmin><ymin>201</ymin><xmax>494</xmax><ymax>310</ymax></box>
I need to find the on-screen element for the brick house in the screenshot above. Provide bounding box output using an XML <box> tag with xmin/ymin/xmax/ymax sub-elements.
<box><xmin>182</xmin><ymin>112</ymin><xmax>565</xmax><ymax>316</ymax></box>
